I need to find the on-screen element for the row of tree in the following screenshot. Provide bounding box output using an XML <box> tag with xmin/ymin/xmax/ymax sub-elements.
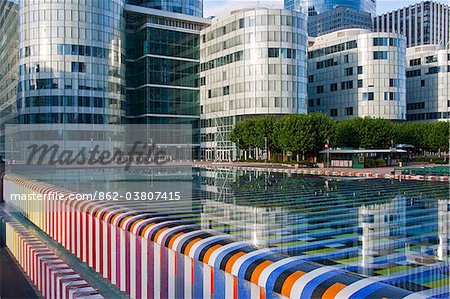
<box><xmin>229</xmin><ymin>113</ymin><xmax>449</xmax><ymax>161</ymax></box>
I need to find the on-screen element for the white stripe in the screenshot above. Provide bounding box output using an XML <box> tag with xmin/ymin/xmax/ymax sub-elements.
<box><xmin>203</xmin><ymin>264</ymin><xmax>211</xmax><ymax>297</ymax></box>
<box><xmin>231</xmin><ymin>248</ymin><xmax>273</xmax><ymax>276</ymax></box>
<box><xmin>154</xmin><ymin>243</ymin><xmax>161</xmax><ymax>299</ymax></box>
<box><xmin>187</xmin><ymin>234</ymin><xmax>229</xmax><ymax>258</ymax></box>
<box><xmin>207</xmin><ymin>241</ymin><xmax>248</xmax><ymax>267</ymax></box>
<box><xmin>141</xmin><ymin>238</ymin><xmax>148</xmax><ymax>299</ymax></box>
<box><xmin>168</xmin><ymin>249</ymin><xmax>176</xmax><ymax>298</ymax></box>
<box><xmin>334</xmin><ymin>277</ymin><xmax>383</xmax><ymax>299</ymax></box>
<box><xmin>184</xmin><ymin>256</ymin><xmax>192</xmax><ymax>299</ymax></box>
<box><xmin>130</xmin><ymin>233</ymin><xmax>136</xmax><ymax>299</ymax></box>
<box><xmin>290</xmin><ymin>266</ymin><xmax>337</xmax><ymax>299</ymax></box>
<box><xmin>258</xmin><ymin>256</ymin><xmax>303</xmax><ymax>287</ymax></box>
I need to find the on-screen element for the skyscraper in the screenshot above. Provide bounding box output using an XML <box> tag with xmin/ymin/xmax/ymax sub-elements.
<box><xmin>373</xmin><ymin>1</ymin><xmax>450</xmax><ymax>48</ymax></box>
<box><xmin>284</xmin><ymin>0</ymin><xmax>376</xmax><ymax>17</ymax></box>
<box><xmin>200</xmin><ymin>8</ymin><xmax>308</xmax><ymax>161</ymax></box>
<box><xmin>127</xmin><ymin>0</ymin><xmax>203</xmax><ymax>17</ymax></box>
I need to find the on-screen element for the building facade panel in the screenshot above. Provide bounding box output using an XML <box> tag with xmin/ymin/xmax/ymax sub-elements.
<box><xmin>406</xmin><ymin>45</ymin><xmax>449</xmax><ymax>121</ymax></box>
<box><xmin>200</xmin><ymin>8</ymin><xmax>308</xmax><ymax>161</ymax></box>
<box><xmin>373</xmin><ymin>1</ymin><xmax>450</xmax><ymax>49</ymax></box>
<box><xmin>307</xmin><ymin>29</ymin><xmax>407</xmax><ymax>121</ymax></box>
<box><xmin>17</xmin><ymin>0</ymin><xmax>126</xmax><ymax>128</ymax></box>
<box><xmin>127</xmin><ymin>0</ymin><xmax>203</xmax><ymax>17</ymax></box>
<box><xmin>285</xmin><ymin>0</ymin><xmax>376</xmax><ymax>17</ymax></box>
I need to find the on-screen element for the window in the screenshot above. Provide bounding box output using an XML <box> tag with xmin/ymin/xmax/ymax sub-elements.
<box><xmin>425</xmin><ymin>55</ymin><xmax>437</xmax><ymax>63</ymax></box>
<box><xmin>223</xmin><ymin>86</ymin><xmax>230</xmax><ymax>95</ymax></box>
<box><xmin>344</xmin><ymin>55</ymin><xmax>349</xmax><ymax>63</ymax></box>
<box><xmin>357</xmin><ymin>79</ymin><xmax>363</xmax><ymax>88</ymax></box>
<box><xmin>341</xmin><ymin>80</ymin><xmax>353</xmax><ymax>90</ymax></box>
<box><xmin>200</xmin><ymin>77</ymin><xmax>206</xmax><ymax>86</ymax></box>
<box><xmin>268</xmin><ymin>48</ymin><xmax>279</xmax><ymax>57</ymax></box>
<box><xmin>208</xmin><ymin>90</ymin><xmax>212</xmax><ymax>98</ymax></box>
<box><xmin>308</xmin><ymin>99</ymin><xmax>314</xmax><ymax>107</ymax></box>
<box><xmin>362</xmin><ymin>215</ymin><xmax>374</xmax><ymax>223</ymax></box>
<box><xmin>345</xmin><ymin>67</ymin><xmax>353</xmax><ymax>76</ymax></box>
<box><xmin>373</xmin><ymin>51</ymin><xmax>388</xmax><ymax>60</ymax></box>
<box><xmin>316</xmin><ymin>86</ymin><xmax>324</xmax><ymax>94</ymax></box>
<box><xmin>330</xmin><ymin>83</ymin><xmax>338</xmax><ymax>92</ymax></box>
<box><xmin>421</xmin><ymin>79</ymin><xmax>425</xmax><ymax>87</ymax></box>
<box><xmin>357</xmin><ymin>66</ymin><xmax>363</xmax><ymax>74</ymax></box>
<box><xmin>363</xmin><ymin>92</ymin><xmax>374</xmax><ymax>101</ymax></box>
<box><xmin>384</xmin><ymin>92</ymin><xmax>397</xmax><ymax>101</ymax></box>
<box><xmin>308</xmin><ymin>75</ymin><xmax>314</xmax><ymax>83</ymax></box>
<box><xmin>409</xmin><ymin>58</ymin><xmax>421</xmax><ymax>66</ymax></box>
<box><xmin>71</xmin><ymin>62</ymin><xmax>85</xmax><ymax>73</ymax></box>
<box><xmin>406</xmin><ymin>69</ymin><xmax>421</xmax><ymax>77</ymax></box>
<box><xmin>389</xmin><ymin>78</ymin><xmax>399</xmax><ymax>87</ymax></box>
<box><xmin>330</xmin><ymin>109</ymin><xmax>338</xmax><ymax>117</ymax></box>
<box><xmin>373</xmin><ymin>37</ymin><xmax>388</xmax><ymax>46</ymax></box>
<box><xmin>346</xmin><ymin>107</ymin><xmax>353</xmax><ymax>115</ymax></box>
<box><xmin>316</xmin><ymin>98</ymin><xmax>321</xmax><ymax>106</ymax></box>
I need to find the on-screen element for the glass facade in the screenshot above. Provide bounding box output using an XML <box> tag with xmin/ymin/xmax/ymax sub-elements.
<box><xmin>0</xmin><ymin>0</ymin><xmax>19</xmax><ymax>152</ymax></box>
<box><xmin>284</xmin><ymin>0</ymin><xmax>376</xmax><ymax>17</ymax></box>
<box><xmin>17</xmin><ymin>0</ymin><xmax>126</xmax><ymax>127</ymax></box>
<box><xmin>125</xmin><ymin>10</ymin><xmax>208</xmax><ymax>157</ymax></box>
<box><xmin>200</xmin><ymin>8</ymin><xmax>308</xmax><ymax>161</ymax></box>
<box><xmin>127</xmin><ymin>0</ymin><xmax>203</xmax><ymax>17</ymax></box>
<box><xmin>307</xmin><ymin>29</ymin><xmax>407</xmax><ymax>121</ymax></box>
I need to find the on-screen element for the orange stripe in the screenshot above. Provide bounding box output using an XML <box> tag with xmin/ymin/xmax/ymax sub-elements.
<box><xmin>110</xmin><ymin>213</ymin><xmax>123</xmax><ymax>225</ymax></box>
<box><xmin>119</xmin><ymin>216</ymin><xmax>133</xmax><ymax>229</ymax></box>
<box><xmin>233</xmin><ymin>276</ymin><xmax>238</xmax><ymax>299</ymax></box>
<box><xmin>129</xmin><ymin>219</ymin><xmax>143</xmax><ymax>233</ymax></box>
<box><xmin>153</xmin><ymin>227</ymin><xmax>168</xmax><ymax>242</ymax></box>
<box><xmin>281</xmin><ymin>271</ymin><xmax>305</xmax><ymax>297</ymax></box>
<box><xmin>203</xmin><ymin>244</ymin><xmax>222</xmax><ymax>264</ymax></box>
<box><xmin>210</xmin><ymin>266</ymin><xmax>214</xmax><ymax>295</ymax></box>
<box><xmin>260</xmin><ymin>287</ymin><xmax>266</xmax><ymax>299</ymax></box>
<box><xmin>140</xmin><ymin>223</ymin><xmax>154</xmax><ymax>237</ymax></box>
<box><xmin>225</xmin><ymin>251</ymin><xmax>246</xmax><ymax>273</ymax></box>
<box><xmin>168</xmin><ymin>232</ymin><xmax>184</xmax><ymax>249</ymax></box>
<box><xmin>184</xmin><ymin>238</ymin><xmax>202</xmax><ymax>256</ymax></box>
<box><xmin>250</xmin><ymin>260</ymin><xmax>273</xmax><ymax>284</ymax></box>
<box><xmin>322</xmin><ymin>283</ymin><xmax>347</xmax><ymax>299</ymax></box>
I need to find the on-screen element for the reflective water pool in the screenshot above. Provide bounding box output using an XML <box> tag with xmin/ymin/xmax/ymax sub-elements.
<box><xmin>13</xmin><ymin>166</ymin><xmax>450</xmax><ymax>297</ymax></box>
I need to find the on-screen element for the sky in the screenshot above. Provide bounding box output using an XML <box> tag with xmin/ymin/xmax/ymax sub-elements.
<box><xmin>203</xmin><ymin>0</ymin><xmax>450</xmax><ymax>18</ymax></box>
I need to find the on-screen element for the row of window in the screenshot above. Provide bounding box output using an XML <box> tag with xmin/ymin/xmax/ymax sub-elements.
<box><xmin>406</xmin><ymin>102</ymin><xmax>425</xmax><ymax>110</ymax></box>
<box><xmin>406</xmin><ymin>65</ymin><xmax>450</xmax><ymax>77</ymax></box>
<box><xmin>409</xmin><ymin>55</ymin><xmax>450</xmax><ymax>67</ymax></box>
<box><xmin>407</xmin><ymin>112</ymin><xmax>449</xmax><ymax>121</ymax></box>
<box><xmin>203</xmin><ymin>14</ymin><xmax>304</xmax><ymax>43</ymax></box>
<box><xmin>316</xmin><ymin>77</ymin><xmax>399</xmax><ymax>93</ymax></box>
<box><xmin>373</xmin><ymin>37</ymin><xmax>402</xmax><ymax>47</ymax></box>
<box><xmin>361</xmin><ymin>92</ymin><xmax>401</xmax><ymax>101</ymax></box>
<box><xmin>327</xmin><ymin>107</ymin><xmax>354</xmax><ymax>117</ymax></box>
<box><xmin>19</xmin><ymin>44</ymin><xmax>124</xmax><ymax>63</ymax></box>
<box><xmin>18</xmin><ymin>79</ymin><xmax>125</xmax><ymax>95</ymax></box>
<box><xmin>308</xmin><ymin>40</ymin><xmax>357</xmax><ymax>59</ymax></box>
<box><xmin>17</xmin><ymin>96</ymin><xmax>122</xmax><ymax>110</ymax></box>
<box><xmin>19</xmin><ymin>113</ymin><xmax>121</xmax><ymax>124</ymax></box>
<box><xmin>206</xmin><ymin>80</ymin><xmax>300</xmax><ymax>98</ymax></box>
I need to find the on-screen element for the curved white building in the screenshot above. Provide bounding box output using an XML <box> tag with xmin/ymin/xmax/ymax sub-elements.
<box><xmin>307</xmin><ymin>29</ymin><xmax>407</xmax><ymax>121</ymax></box>
<box><xmin>199</xmin><ymin>8</ymin><xmax>308</xmax><ymax>161</ymax></box>
<box><xmin>15</xmin><ymin>0</ymin><xmax>126</xmax><ymax>153</ymax></box>
<box><xmin>406</xmin><ymin>45</ymin><xmax>449</xmax><ymax>121</ymax></box>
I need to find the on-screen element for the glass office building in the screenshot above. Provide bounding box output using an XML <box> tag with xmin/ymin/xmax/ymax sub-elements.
<box><xmin>200</xmin><ymin>8</ymin><xmax>308</xmax><ymax>161</ymax></box>
<box><xmin>284</xmin><ymin>0</ymin><xmax>376</xmax><ymax>17</ymax></box>
<box><xmin>125</xmin><ymin>5</ymin><xmax>210</xmax><ymax>157</ymax></box>
<box><xmin>17</xmin><ymin>0</ymin><xmax>126</xmax><ymax>127</ymax></box>
<box><xmin>0</xmin><ymin>0</ymin><xmax>19</xmax><ymax>151</ymax></box>
<box><xmin>127</xmin><ymin>0</ymin><xmax>203</xmax><ymax>17</ymax></box>
<box><xmin>373</xmin><ymin>1</ymin><xmax>450</xmax><ymax>49</ymax></box>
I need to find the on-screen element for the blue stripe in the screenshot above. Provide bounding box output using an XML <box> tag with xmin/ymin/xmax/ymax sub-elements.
<box><xmin>301</xmin><ymin>269</ymin><xmax>343</xmax><ymax>299</ymax></box>
<box><xmin>265</xmin><ymin>259</ymin><xmax>305</xmax><ymax>294</ymax></box>
<box><xmin>237</xmin><ymin>251</ymin><xmax>273</xmax><ymax>279</ymax></box>
<box><xmin>348</xmin><ymin>282</ymin><xmax>385</xmax><ymax>299</ymax></box>
<box><xmin>193</xmin><ymin>260</ymin><xmax>204</xmax><ymax>299</ymax></box>
<box><xmin>213</xmin><ymin>243</ymin><xmax>247</xmax><ymax>270</ymax></box>
<box><xmin>214</xmin><ymin>268</ymin><xmax>226</xmax><ymax>299</ymax></box>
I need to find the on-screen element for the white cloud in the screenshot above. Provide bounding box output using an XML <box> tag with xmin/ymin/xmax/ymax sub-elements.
<box><xmin>204</xmin><ymin>0</ymin><xmax>283</xmax><ymax>18</ymax></box>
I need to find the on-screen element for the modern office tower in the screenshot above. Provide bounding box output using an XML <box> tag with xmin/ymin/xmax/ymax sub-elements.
<box><xmin>284</xmin><ymin>0</ymin><xmax>375</xmax><ymax>17</ymax></box>
<box><xmin>359</xmin><ymin>197</ymin><xmax>406</xmax><ymax>275</ymax></box>
<box><xmin>199</xmin><ymin>8</ymin><xmax>308</xmax><ymax>161</ymax></box>
<box><xmin>126</xmin><ymin>0</ymin><xmax>203</xmax><ymax>17</ymax></box>
<box><xmin>125</xmin><ymin>5</ymin><xmax>209</xmax><ymax>158</ymax></box>
<box><xmin>373</xmin><ymin>1</ymin><xmax>450</xmax><ymax>49</ymax></box>
<box><xmin>15</xmin><ymin>0</ymin><xmax>126</xmax><ymax>150</ymax></box>
<box><xmin>0</xmin><ymin>0</ymin><xmax>18</xmax><ymax>151</ymax></box>
<box><xmin>307</xmin><ymin>29</ymin><xmax>407</xmax><ymax>121</ymax></box>
<box><xmin>405</xmin><ymin>45</ymin><xmax>449</xmax><ymax>121</ymax></box>
<box><xmin>308</xmin><ymin>6</ymin><xmax>373</xmax><ymax>37</ymax></box>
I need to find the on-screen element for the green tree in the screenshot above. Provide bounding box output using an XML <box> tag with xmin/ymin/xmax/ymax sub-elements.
<box><xmin>426</xmin><ymin>121</ymin><xmax>450</xmax><ymax>152</ymax></box>
<box><xmin>274</xmin><ymin>114</ymin><xmax>315</xmax><ymax>160</ymax></box>
<box><xmin>307</xmin><ymin>112</ymin><xmax>336</xmax><ymax>159</ymax></box>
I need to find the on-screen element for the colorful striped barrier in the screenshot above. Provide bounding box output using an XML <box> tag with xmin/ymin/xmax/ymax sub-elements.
<box><xmin>3</xmin><ymin>174</ymin><xmax>417</xmax><ymax>299</ymax></box>
<box><xmin>0</xmin><ymin>210</ymin><xmax>103</xmax><ymax>299</ymax></box>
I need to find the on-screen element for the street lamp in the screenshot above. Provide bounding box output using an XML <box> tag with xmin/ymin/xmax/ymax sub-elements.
<box><xmin>264</xmin><ymin>137</ymin><xmax>268</xmax><ymax>164</ymax></box>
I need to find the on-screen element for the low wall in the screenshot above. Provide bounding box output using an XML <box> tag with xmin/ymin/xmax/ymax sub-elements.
<box><xmin>3</xmin><ymin>174</ymin><xmax>415</xmax><ymax>299</ymax></box>
<box><xmin>0</xmin><ymin>209</ymin><xmax>103</xmax><ymax>299</ymax></box>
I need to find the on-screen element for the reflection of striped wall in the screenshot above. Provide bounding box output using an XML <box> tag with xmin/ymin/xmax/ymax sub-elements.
<box><xmin>0</xmin><ymin>210</ymin><xmax>103</xmax><ymax>299</ymax></box>
<box><xmin>3</xmin><ymin>174</ymin><xmax>415</xmax><ymax>299</ymax></box>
